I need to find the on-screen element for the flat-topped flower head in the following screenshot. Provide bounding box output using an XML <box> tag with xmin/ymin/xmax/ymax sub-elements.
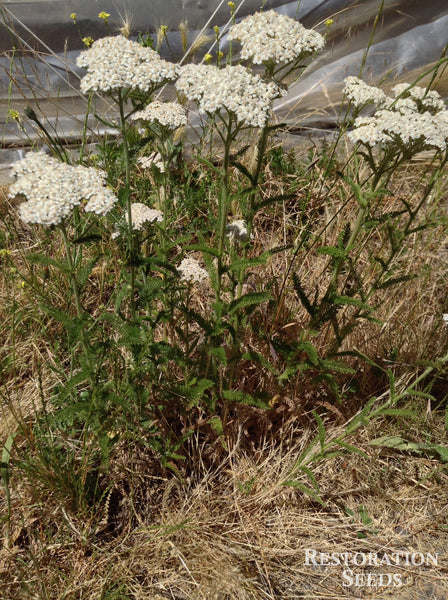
<box><xmin>390</xmin><ymin>84</ymin><xmax>446</xmax><ymax>113</ymax></box>
<box><xmin>177</xmin><ymin>257</ymin><xmax>208</xmax><ymax>283</ymax></box>
<box><xmin>9</xmin><ymin>151</ymin><xmax>118</xmax><ymax>226</ymax></box>
<box><xmin>343</xmin><ymin>76</ymin><xmax>387</xmax><ymax>107</ymax></box>
<box><xmin>76</xmin><ymin>35</ymin><xmax>178</xmax><ymax>94</ymax></box>
<box><xmin>176</xmin><ymin>63</ymin><xmax>280</xmax><ymax>128</ymax></box>
<box><xmin>131</xmin><ymin>101</ymin><xmax>187</xmax><ymax>130</ymax></box>
<box><xmin>127</xmin><ymin>203</ymin><xmax>163</xmax><ymax>230</ymax></box>
<box><xmin>228</xmin><ymin>10</ymin><xmax>324</xmax><ymax>65</ymax></box>
<box><xmin>346</xmin><ymin>79</ymin><xmax>448</xmax><ymax>152</ymax></box>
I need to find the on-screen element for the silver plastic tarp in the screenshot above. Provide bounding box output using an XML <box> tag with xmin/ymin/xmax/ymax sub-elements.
<box><xmin>1</xmin><ymin>0</ymin><xmax>448</xmax><ymax>167</ymax></box>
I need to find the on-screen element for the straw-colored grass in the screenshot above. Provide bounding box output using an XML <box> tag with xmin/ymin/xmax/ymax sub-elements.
<box><xmin>1</xmin><ymin>148</ymin><xmax>448</xmax><ymax>598</ymax></box>
<box><xmin>1</xmin><ymin>416</ymin><xmax>447</xmax><ymax>599</ymax></box>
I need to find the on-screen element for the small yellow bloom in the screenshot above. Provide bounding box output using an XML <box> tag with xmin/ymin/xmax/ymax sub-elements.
<box><xmin>228</xmin><ymin>1</ymin><xmax>235</xmax><ymax>11</ymax></box>
<box><xmin>70</xmin><ymin>12</ymin><xmax>77</xmax><ymax>21</ymax></box>
<box><xmin>268</xmin><ymin>394</ymin><xmax>281</xmax><ymax>408</ymax></box>
<box><xmin>218</xmin><ymin>51</ymin><xmax>223</xmax><ymax>60</ymax></box>
<box><xmin>98</xmin><ymin>11</ymin><xmax>110</xmax><ymax>21</ymax></box>
<box><xmin>8</xmin><ymin>109</ymin><xmax>20</xmax><ymax>121</ymax></box>
<box><xmin>160</xmin><ymin>25</ymin><xmax>168</xmax><ymax>35</ymax></box>
<box><xmin>0</xmin><ymin>249</ymin><xmax>11</xmax><ymax>257</ymax></box>
<box><xmin>204</xmin><ymin>53</ymin><xmax>212</xmax><ymax>64</ymax></box>
<box><xmin>325</xmin><ymin>18</ymin><xmax>334</xmax><ymax>27</ymax></box>
<box><xmin>21</xmin><ymin>281</ymin><xmax>26</xmax><ymax>289</ymax></box>
<box><xmin>82</xmin><ymin>37</ymin><xmax>94</xmax><ymax>48</ymax></box>
<box><xmin>214</xmin><ymin>25</ymin><xmax>220</xmax><ymax>36</ymax></box>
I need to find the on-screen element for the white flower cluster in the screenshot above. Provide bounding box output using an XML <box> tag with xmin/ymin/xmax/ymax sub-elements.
<box><xmin>227</xmin><ymin>219</ymin><xmax>248</xmax><ymax>243</ymax></box>
<box><xmin>343</xmin><ymin>76</ymin><xmax>387</xmax><ymax>107</ymax></box>
<box><xmin>392</xmin><ymin>84</ymin><xmax>445</xmax><ymax>112</ymax></box>
<box><xmin>76</xmin><ymin>36</ymin><xmax>178</xmax><ymax>94</ymax></box>
<box><xmin>137</xmin><ymin>152</ymin><xmax>165</xmax><ymax>172</ymax></box>
<box><xmin>176</xmin><ymin>64</ymin><xmax>280</xmax><ymax>128</ymax></box>
<box><xmin>127</xmin><ymin>203</ymin><xmax>163</xmax><ymax>230</ymax></box>
<box><xmin>131</xmin><ymin>101</ymin><xmax>187</xmax><ymax>130</ymax></box>
<box><xmin>177</xmin><ymin>257</ymin><xmax>209</xmax><ymax>283</ymax></box>
<box><xmin>9</xmin><ymin>151</ymin><xmax>118</xmax><ymax>226</ymax></box>
<box><xmin>346</xmin><ymin>80</ymin><xmax>448</xmax><ymax>151</ymax></box>
<box><xmin>228</xmin><ymin>9</ymin><xmax>325</xmax><ymax>65</ymax></box>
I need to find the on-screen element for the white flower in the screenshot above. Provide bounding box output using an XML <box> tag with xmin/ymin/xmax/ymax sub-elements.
<box><xmin>227</xmin><ymin>219</ymin><xmax>248</xmax><ymax>243</ymax></box>
<box><xmin>228</xmin><ymin>10</ymin><xmax>324</xmax><ymax>65</ymax></box>
<box><xmin>346</xmin><ymin>79</ymin><xmax>448</xmax><ymax>152</ymax></box>
<box><xmin>131</xmin><ymin>101</ymin><xmax>187</xmax><ymax>130</ymax></box>
<box><xmin>9</xmin><ymin>151</ymin><xmax>118</xmax><ymax>226</ymax></box>
<box><xmin>76</xmin><ymin>35</ymin><xmax>178</xmax><ymax>94</ymax></box>
<box><xmin>177</xmin><ymin>257</ymin><xmax>208</xmax><ymax>283</ymax></box>
<box><xmin>391</xmin><ymin>84</ymin><xmax>445</xmax><ymax>112</ymax></box>
<box><xmin>343</xmin><ymin>76</ymin><xmax>387</xmax><ymax>107</ymax></box>
<box><xmin>127</xmin><ymin>203</ymin><xmax>163</xmax><ymax>230</ymax></box>
<box><xmin>176</xmin><ymin>64</ymin><xmax>280</xmax><ymax>128</ymax></box>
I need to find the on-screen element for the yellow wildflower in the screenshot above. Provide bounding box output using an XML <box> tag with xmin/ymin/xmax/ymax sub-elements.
<box><xmin>325</xmin><ymin>18</ymin><xmax>334</xmax><ymax>27</ymax></box>
<box><xmin>82</xmin><ymin>37</ymin><xmax>94</xmax><ymax>48</ymax></box>
<box><xmin>8</xmin><ymin>109</ymin><xmax>20</xmax><ymax>121</ymax></box>
<box><xmin>98</xmin><ymin>11</ymin><xmax>110</xmax><ymax>21</ymax></box>
<box><xmin>70</xmin><ymin>12</ymin><xmax>77</xmax><ymax>21</ymax></box>
<box><xmin>228</xmin><ymin>1</ymin><xmax>235</xmax><ymax>11</ymax></box>
<box><xmin>204</xmin><ymin>53</ymin><xmax>212</xmax><ymax>64</ymax></box>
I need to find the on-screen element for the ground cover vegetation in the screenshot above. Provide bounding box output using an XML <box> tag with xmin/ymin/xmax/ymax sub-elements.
<box><xmin>1</xmin><ymin>4</ymin><xmax>448</xmax><ymax>599</ymax></box>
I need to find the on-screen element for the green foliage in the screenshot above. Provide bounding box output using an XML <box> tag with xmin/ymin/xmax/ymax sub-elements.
<box><xmin>2</xmin><ymin>13</ymin><xmax>448</xmax><ymax>527</ymax></box>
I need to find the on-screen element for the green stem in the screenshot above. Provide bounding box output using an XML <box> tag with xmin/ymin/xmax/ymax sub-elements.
<box><xmin>216</xmin><ymin>114</ymin><xmax>234</xmax><ymax>303</ymax></box>
<box><xmin>60</xmin><ymin>223</ymin><xmax>92</xmax><ymax>366</ymax></box>
<box><xmin>117</xmin><ymin>91</ymin><xmax>135</xmax><ymax>320</ymax></box>
<box><xmin>79</xmin><ymin>92</ymin><xmax>93</xmax><ymax>164</ymax></box>
<box><xmin>237</xmin><ymin>124</ymin><xmax>269</xmax><ymax>300</ymax></box>
<box><xmin>61</xmin><ymin>223</ymin><xmax>83</xmax><ymax>320</ymax></box>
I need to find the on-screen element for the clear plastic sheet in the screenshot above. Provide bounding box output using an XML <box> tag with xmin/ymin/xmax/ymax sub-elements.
<box><xmin>1</xmin><ymin>0</ymin><xmax>447</xmax><ymax>166</ymax></box>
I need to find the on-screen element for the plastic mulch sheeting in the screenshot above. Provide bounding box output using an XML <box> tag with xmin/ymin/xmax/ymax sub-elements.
<box><xmin>1</xmin><ymin>0</ymin><xmax>447</xmax><ymax>165</ymax></box>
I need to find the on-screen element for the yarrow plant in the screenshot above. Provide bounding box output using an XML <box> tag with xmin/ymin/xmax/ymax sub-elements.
<box><xmin>345</xmin><ymin>78</ymin><xmax>448</xmax><ymax>154</ymax></box>
<box><xmin>10</xmin><ymin>151</ymin><xmax>117</xmax><ymax>226</ymax></box>
<box><xmin>176</xmin><ymin>63</ymin><xmax>281</xmax><ymax>128</ymax></box>
<box><xmin>177</xmin><ymin>257</ymin><xmax>209</xmax><ymax>284</ymax></box>
<box><xmin>76</xmin><ymin>35</ymin><xmax>178</xmax><ymax>94</ymax></box>
<box><xmin>2</xmin><ymin>12</ymin><xmax>448</xmax><ymax>585</ymax></box>
<box><xmin>297</xmin><ymin>77</ymin><xmax>448</xmax><ymax>359</ymax></box>
<box><xmin>228</xmin><ymin>9</ymin><xmax>325</xmax><ymax>64</ymax></box>
<box><xmin>131</xmin><ymin>101</ymin><xmax>187</xmax><ymax>130</ymax></box>
<box><xmin>126</xmin><ymin>203</ymin><xmax>163</xmax><ymax>230</ymax></box>
<box><xmin>343</xmin><ymin>76</ymin><xmax>387</xmax><ymax>108</ymax></box>
<box><xmin>15</xmin><ymin>8</ymin><xmax>447</xmax><ymax>518</ymax></box>
<box><xmin>228</xmin><ymin>9</ymin><xmax>325</xmax><ymax>82</ymax></box>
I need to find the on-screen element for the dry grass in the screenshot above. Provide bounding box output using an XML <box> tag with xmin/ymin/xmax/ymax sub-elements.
<box><xmin>1</xmin><ymin>150</ymin><xmax>448</xmax><ymax>599</ymax></box>
<box><xmin>1</xmin><ymin>415</ymin><xmax>447</xmax><ymax>599</ymax></box>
